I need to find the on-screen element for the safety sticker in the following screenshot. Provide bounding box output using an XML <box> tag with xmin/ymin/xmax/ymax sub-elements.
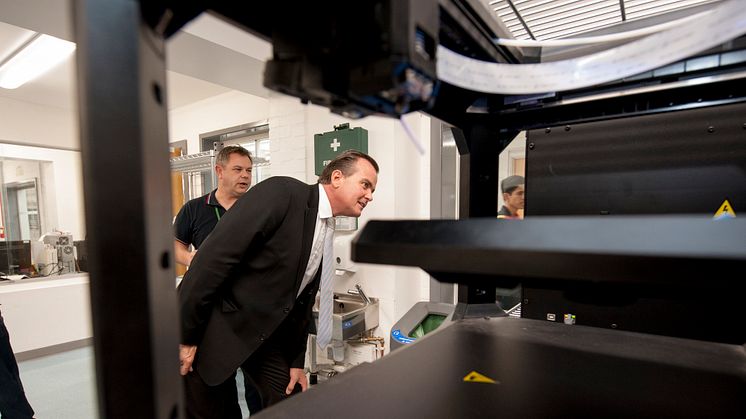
<box><xmin>463</xmin><ymin>371</ymin><xmax>497</xmax><ymax>384</ymax></box>
<box><xmin>713</xmin><ymin>199</ymin><xmax>736</xmax><ymax>220</ymax></box>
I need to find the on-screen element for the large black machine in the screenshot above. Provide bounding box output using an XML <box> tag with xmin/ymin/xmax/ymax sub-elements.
<box><xmin>77</xmin><ymin>1</ymin><xmax>746</xmax><ymax>417</ymax></box>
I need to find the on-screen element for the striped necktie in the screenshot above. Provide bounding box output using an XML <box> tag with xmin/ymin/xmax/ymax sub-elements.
<box><xmin>316</xmin><ymin>218</ymin><xmax>335</xmax><ymax>349</ymax></box>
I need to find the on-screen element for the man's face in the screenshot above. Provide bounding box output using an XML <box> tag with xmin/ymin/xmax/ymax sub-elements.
<box><xmin>330</xmin><ymin>159</ymin><xmax>378</xmax><ymax>217</ymax></box>
<box><xmin>504</xmin><ymin>185</ymin><xmax>525</xmax><ymax>210</ymax></box>
<box><xmin>216</xmin><ymin>153</ymin><xmax>253</xmax><ymax>197</ymax></box>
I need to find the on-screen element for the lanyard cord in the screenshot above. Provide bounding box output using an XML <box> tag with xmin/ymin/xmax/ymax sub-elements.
<box><xmin>214</xmin><ymin>207</ymin><xmax>221</xmax><ymax>221</ymax></box>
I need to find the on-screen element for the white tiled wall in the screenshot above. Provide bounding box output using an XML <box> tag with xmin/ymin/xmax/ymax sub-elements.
<box><xmin>268</xmin><ymin>94</ymin><xmax>307</xmax><ymax>181</ymax></box>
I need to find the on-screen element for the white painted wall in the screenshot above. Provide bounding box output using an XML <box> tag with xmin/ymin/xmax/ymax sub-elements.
<box><xmin>168</xmin><ymin>90</ymin><xmax>270</xmax><ymax>153</ymax></box>
<box><xmin>0</xmin><ymin>96</ymin><xmax>78</xmax><ymax>150</ymax></box>
<box><xmin>268</xmin><ymin>94</ymin><xmax>308</xmax><ymax>181</ymax></box>
<box><xmin>2</xmin><ymin>160</ymin><xmax>42</xmax><ymax>183</ymax></box>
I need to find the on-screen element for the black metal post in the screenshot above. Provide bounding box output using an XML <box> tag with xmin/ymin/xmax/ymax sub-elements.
<box><xmin>74</xmin><ymin>0</ymin><xmax>183</xmax><ymax>417</ymax></box>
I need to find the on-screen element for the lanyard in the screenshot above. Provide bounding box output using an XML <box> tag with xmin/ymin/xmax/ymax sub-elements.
<box><xmin>214</xmin><ymin>207</ymin><xmax>222</xmax><ymax>221</ymax></box>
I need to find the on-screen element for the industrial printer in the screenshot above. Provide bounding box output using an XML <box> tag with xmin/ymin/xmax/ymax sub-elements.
<box><xmin>74</xmin><ymin>0</ymin><xmax>746</xmax><ymax>418</ymax></box>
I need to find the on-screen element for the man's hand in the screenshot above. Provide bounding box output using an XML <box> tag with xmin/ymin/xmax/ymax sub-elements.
<box><xmin>286</xmin><ymin>367</ymin><xmax>308</xmax><ymax>395</ymax></box>
<box><xmin>174</xmin><ymin>241</ymin><xmax>197</xmax><ymax>266</ymax></box>
<box><xmin>180</xmin><ymin>344</ymin><xmax>197</xmax><ymax>376</ymax></box>
<box><xmin>187</xmin><ymin>249</ymin><xmax>197</xmax><ymax>265</ymax></box>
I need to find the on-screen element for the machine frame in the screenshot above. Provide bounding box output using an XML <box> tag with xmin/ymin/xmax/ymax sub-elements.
<box><xmin>72</xmin><ymin>1</ymin><xmax>746</xmax><ymax>417</ymax></box>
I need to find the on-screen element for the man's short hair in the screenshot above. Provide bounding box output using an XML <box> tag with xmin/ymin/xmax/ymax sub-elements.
<box><xmin>501</xmin><ymin>175</ymin><xmax>524</xmax><ymax>194</ymax></box>
<box><xmin>318</xmin><ymin>150</ymin><xmax>379</xmax><ymax>184</ymax></box>
<box><xmin>216</xmin><ymin>145</ymin><xmax>253</xmax><ymax>166</ymax></box>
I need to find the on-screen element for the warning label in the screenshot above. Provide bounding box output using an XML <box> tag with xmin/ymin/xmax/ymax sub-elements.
<box><xmin>713</xmin><ymin>199</ymin><xmax>736</xmax><ymax>220</ymax></box>
<box><xmin>463</xmin><ymin>371</ymin><xmax>498</xmax><ymax>384</ymax></box>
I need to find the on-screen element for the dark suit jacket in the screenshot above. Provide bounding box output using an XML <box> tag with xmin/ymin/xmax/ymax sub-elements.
<box><xmin>179</xmin><ymin>177</ymin><xmax>321</xmax><ymax>385</ymax></box>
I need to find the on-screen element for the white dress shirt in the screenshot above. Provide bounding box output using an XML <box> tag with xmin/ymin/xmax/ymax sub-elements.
<box><xmin>297</xmin><ymin>183</ymin><xmax>333</xmax><ymax>297</ymax></box>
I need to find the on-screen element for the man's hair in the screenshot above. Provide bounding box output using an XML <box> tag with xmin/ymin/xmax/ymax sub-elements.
<box><xmin>501</xmin><ymin>175</ymin><xmax>525</xmax><ymax>194</ymax></box>
<box><xmin>216</xmin><ymin>145</ymin><xmax>253</xmax><ymax>166</ymax></box>
<box><xmin>318</xmin><ymin>150</ymin><xmax>379</xmax><ymax>184</ymax></box>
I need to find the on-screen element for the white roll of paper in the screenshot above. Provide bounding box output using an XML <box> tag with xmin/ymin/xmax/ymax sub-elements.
<box><xmin>437</xmin><ymin>0</ymin><xmax>746</xmax><ymax>95</ymax></box>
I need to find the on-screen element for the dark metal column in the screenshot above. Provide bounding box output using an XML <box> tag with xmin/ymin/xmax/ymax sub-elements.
<box><xmin>449</xmin><ymin>125</ymin><xmax>505</xmax><ymax>318</ymax></box>
<box><xmin>74</xmin><ymin>0</ymin><xmax>183</xmax><ymax>417</ymax></box>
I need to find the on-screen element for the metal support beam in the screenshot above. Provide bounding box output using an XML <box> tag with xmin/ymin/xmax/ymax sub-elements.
<box><xmin>429</xmin><ymin>118</ymin><xmax>456</xmax><ymax>304</ymax></box>
<box><xmin>74</xmin><ymin>0</ymin><xmax>183</xmax><ymax>417</ymax></box>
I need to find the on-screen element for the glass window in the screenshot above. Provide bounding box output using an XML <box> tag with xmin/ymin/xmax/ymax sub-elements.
<box><xmin>236</xmin><ymin>138</ymin><xmax>271</xmax><ymax>186</ymax></box>
<box><xmin>0</xmin><ymin>146</ymin><xmax>85</xmax><ymax>279</ymax></box>
<box><xmin>0</xmin><ymin>158</ymin><xmax>47</xmax><ymax>276</ymax></box>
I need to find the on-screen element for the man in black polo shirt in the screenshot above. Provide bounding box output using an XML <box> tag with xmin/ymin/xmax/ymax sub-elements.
<box><xmin>174</xmin><ymin>145</ymin><xmax>262</xmax><ymax>415</ymax></box>
<box><xmin>174</xmin><ymin>145</ymin><xmax>253</xmax><ymax>266</ymax></box>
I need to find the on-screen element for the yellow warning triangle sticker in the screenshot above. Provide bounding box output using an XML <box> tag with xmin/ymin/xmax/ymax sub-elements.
<box><xmin>713</xmin><ymin>199</ymin><xmax>736</xmax><ymax>220</ymax></box>
<box><xmin>463</xmin><ymin>371</ymin><xmax>497</xmax><ymax>384</ymax></box>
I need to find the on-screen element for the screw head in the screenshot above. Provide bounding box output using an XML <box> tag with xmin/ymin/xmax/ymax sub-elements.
<box><xmin>545</xmin><ymin>127</ymin><xmax>551</xmax><ymax>134</ymax></box>
<box><xmin>564</xmin><ymin>125</ymin><xmax>571</xmax><ymax>131</ymax></box>
<box><xmin>707</xmin><ymin>126</ymin><xmax>715</xmax><ymax>133</ymax></box>
<box><xmin>528</xmin><ymin>142</ymin><xmax>535</xmax><ymax>150</ymax></box>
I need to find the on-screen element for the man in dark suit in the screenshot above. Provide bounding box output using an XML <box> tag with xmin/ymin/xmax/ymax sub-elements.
<box><xmin>179</xmin><ymin>150</ymin><xmax>379</xmax><ymax>418</ymax></box>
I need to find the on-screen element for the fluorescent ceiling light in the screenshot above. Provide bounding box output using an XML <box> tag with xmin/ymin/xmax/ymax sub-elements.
<box><xmin>0</xmin><ymin>33</ymin><xmax>76</xmax><ymax>89</ymax></box>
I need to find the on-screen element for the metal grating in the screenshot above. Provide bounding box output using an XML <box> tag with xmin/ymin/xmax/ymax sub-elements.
<box><xmin>487</xmin><ymin>0</ymin><xmax>723</xmax><ymax>40</ymax></box>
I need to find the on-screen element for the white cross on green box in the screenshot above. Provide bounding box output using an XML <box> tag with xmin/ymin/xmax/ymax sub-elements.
<box><xmin>314</xmin><ymin>123</ymin><xmax>368</xmax><ymax>175</ymax></box>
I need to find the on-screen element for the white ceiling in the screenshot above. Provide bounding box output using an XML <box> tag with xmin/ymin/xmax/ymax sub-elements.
<box><xmin>182</xmin><ymin>13</ymin><xmax>272</xmax><ymax>62</ymax></box>
<box><xmin>486</xmin><ymin>0</ymin><xmax>723</xmax><ymax>40</ymax></box>
<box><xmin>0</xmin><ymin>12</ymin><xmax>270</xmax><ymax>112</ymax></box>
<box><xmin>0</xmin><ymin>21</ymin><xmax>76</xmax><ymax>110</ymax></box>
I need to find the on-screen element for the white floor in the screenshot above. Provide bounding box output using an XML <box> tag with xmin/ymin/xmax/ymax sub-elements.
<box><xmin>17</xmin><ymin>347</ymin><xmax>97</xmax><ymax>419</ymax></box>
<box><xmin>17</xmin><ymin>346</ymin><xmax>250</xmax><ymax>418</ymax></box>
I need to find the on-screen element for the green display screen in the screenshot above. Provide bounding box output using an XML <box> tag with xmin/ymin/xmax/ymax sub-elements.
<box><xmin>409</xmin><ymin>314</ymin><xmax>447</xmax><ymax>339</ymax></box>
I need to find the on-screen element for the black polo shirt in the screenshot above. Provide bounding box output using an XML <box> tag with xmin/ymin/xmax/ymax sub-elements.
<box><xmin>174</xmin><ymin>190</ymin><xmax>227</xmax><ymax>249</ymax></box>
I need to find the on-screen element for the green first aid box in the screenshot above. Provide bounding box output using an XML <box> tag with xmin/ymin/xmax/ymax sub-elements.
<box><xmin>314</xmin><ymin>123</ymin><xmax>368</xmax><ymax>175</ymax></box>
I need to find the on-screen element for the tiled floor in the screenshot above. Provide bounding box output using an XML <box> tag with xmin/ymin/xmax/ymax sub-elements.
<box><xmin>17</xmin><ymin>347</ymin><xmax>97</xmax><ymax>419</ymax></box>
<box><xmin>17</xmin><ymin>346</ymin><xmax>250</xmax><ymax>418</ymax></box>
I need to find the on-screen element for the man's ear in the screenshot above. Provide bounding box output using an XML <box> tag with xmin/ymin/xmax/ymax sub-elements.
<box><xmin>215</xmin><ymin>165</ymin><xmax>224</xmax><ymax>178</ymax></box>
<box><xmin>331</xmin><ymin>169</ymin><xmax>344</xmax><ymax>187</ymax></box>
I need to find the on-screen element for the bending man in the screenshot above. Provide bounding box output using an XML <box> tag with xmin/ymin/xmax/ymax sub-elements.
<box><xmin>179</xmin><ymin>150</ymin><xmax>379</xmax><ymax>418</ymax></box>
